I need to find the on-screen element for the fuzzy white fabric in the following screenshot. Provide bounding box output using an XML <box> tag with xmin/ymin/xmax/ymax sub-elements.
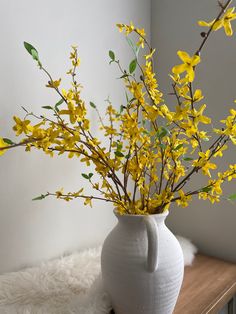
<box><xmin>0</xmin><ymin>237</ymin><xmax>197</xmax><ymax>314</ymax></box>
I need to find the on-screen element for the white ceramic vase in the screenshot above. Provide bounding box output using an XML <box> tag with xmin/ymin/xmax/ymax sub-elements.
<box><xmin>101</xmin><ymin>210</ymin><xmax>184</xmax><ymax>314</ymax></box>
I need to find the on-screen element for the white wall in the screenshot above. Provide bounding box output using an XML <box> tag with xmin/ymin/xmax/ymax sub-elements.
<box><xmin>0</xmin><ymin>0</ymin><xmax>151</xmax><ymax>273</ymax></box>
<box><xmin>151</xmin><ymin>0</ymin><xmax>236</xmax><ymax>262</ymax></box>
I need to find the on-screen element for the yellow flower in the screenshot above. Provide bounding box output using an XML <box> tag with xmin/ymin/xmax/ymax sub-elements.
<box><xmin>84</xmin><ymin>197</ymin><xmax>92</xmax><ymax>207</ymax></box>
<box><xmin>136</xmin><ymin>28</ymin><xmax>146</xmax><ymax>37</ymax></box>
<box><xmin>143</xmin><ymin>61</ymin><xmax>163</xmax><ymax>105</ymax></box>
<box><xmin>59</xmin><ymin>101</ymin><xmax>86</xmax><ymax>124</ymax></box>
<box><xmin>169</xmin><ymin>73</ymin><xmax>189</xmax><ymax>85</ymax></box>
<box><xmin>176</xmin><ymin>190</ymin><xmax>192</xmax><ymax>207</ymax></box>
<box><xmin>172</xmin><ymin>51</ymin><xmax>201</xmax><ymax>82</ymax></box>
<box><xmin>173</xmin><ymin>163</ymin><xmax>185</xmax><ymax>183</ymax></box>
<box><xmin>202</xmin><ymin>161</ymin><xmax>217</xmax><ymax>177</ymax></box>
<box><xmin>116</xmin><ymin>23</ymin><xmax>124</xmax><ymax>32</ymax></box>
<box><xmin>183</xmin><ymin>89</ymin><xmax>204</xmax><ymax>104</ymax></box>
<box><xmin>104</xmin><ymin>126</ymin><xmax>118</xmax><ymax>136</ymax></box>
<box><xmin>174</xmin><ymin>104</ymin><xmax>190</xmax><ymax>121</ymax></box>
<box><xmin>46</xmin><ymin>78</ymin><xmax>61</xmax><ymax>89</ymax></box>
<box><xmin>191</xmin><ymin>104</ymin><xmax>211</xmax><ymax>126</ymax></box>
<box><xmin>55</xmin><ymin>188</ymin><xmax>64</xmax><ymax>198</ymax></box>
<box><xmin>124</xmin><ymin>22</ymin><xmax>134</xmax><ymax>35</ymax></box>
<box><xmin>0</xmin><ymin>137</ymin><xmax>8</xmax><ymax>156</ymax></box>
<box><xmin>198</xmin><ymin>7</ymin><xmax>236</xmax><ymax>36</ymax></box>
<box><xmin>226</xmin><ymin>165</ymin><xmax>236</xmax><ymax>181</ymax></box>
<box><xmin>209</xmin><ymin>179</ymin><xmax>223</xmax><ymax>195</ymax></box>
<box><xmin>73</xmin><ymin>188</ymin><xmax>84</xmax><ymax>197</ymax></box>
<box><xmin>181</xmin><ymin>120</ymin><xmax>198</xmax><ymax>137</ymax></box>
<box><xmin>159</xmin><ymin>104</ymin><xmax>174</xmax><ymax>121</ymax></box>
<box><xmin>213</xmin><ymin>144</ymin><xmax>228</xmax><ymax>157</ymax></box>
<box><xmin>137</xmin><ymin>37</ymin><xmax>145</xmax><ymax>48</ymax></box>
<box><xmin>198</xmin><ymin>192</ymin><xmax>220</xmax><ymax>204</ymax></box>
<box><xmin>192</xmin><ymin>89</ymin><xmax>204</xmax><ymax>102</ymax></box>
<box><xmin>145</xmin><ymin>49</ymin><xmax>156</xmax><ymax>60</ymax></box>
<box><xmin>127</xmin><ymin>81</ymin><xmax>145</xmax><ymax>104</ymax></box>
<box><xmin>13</xmin><ymin>116</ymin><xmax>32</xmax><ymax>135</ymax></box>
<box><xmin>193</xmin><ymin>150</ymin><xmax>217</xmax><ymax>177</ymax></box>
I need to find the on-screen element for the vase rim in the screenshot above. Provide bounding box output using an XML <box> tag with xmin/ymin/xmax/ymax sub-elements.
<box><xmin>113</xmin><ymin>209</ymin><xmax>169</xmax><ymax>218</ymax></box>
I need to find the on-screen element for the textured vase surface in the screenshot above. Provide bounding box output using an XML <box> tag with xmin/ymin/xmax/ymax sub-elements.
<box><xmin>101</xmin><ymin>211</ymin><xmax>184</xmax><ymax>314</ymax></box>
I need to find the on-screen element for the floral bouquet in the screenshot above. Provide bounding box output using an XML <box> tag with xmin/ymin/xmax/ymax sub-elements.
<box><xmin>1</xmin><ymin>0</ymin><xmax>236</xmax><ymax>215</ymax></box>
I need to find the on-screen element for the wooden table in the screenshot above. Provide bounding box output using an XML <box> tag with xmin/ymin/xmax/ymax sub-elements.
<box><xmin>174</xmin><ymin>254</ymin><xmax>236</xmax><ymax>314</ymax></box>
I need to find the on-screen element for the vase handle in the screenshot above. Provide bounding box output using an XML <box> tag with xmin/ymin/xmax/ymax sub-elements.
<box><xmin>144</xmin><ymin>216</ymin><xmax>158</xmax><ymax>273</ymax></box>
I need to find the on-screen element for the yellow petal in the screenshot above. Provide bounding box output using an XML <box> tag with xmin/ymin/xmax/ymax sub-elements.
<box><xmin>199</xmin><ymin>104</ymin><xmax>206</xmax><ymax>114</ymax></box>
<box><xmin>198</xmin><ymin>20</ymin><xmax>215</xmax><ymax>27</ymax></box>
<box><xmin>212</xmin><ymin>20</ymin><xmax>223</xmax><ymax>31</ymax></box>
<box><xmin>177</xmin><ymin>50</ymin><xmax>191</xmax><ymax>63</ymax></box>
<box><xmin>172</xmin><ymin>64</ymin><xmax>187</xmax><ymax>75</ymax></box>
<box><xmin>0</xmin><ymin>138</ymin><xmax>8</xmax><ymax>156</ymax></box>
<box><xmin>194</xmin><ymin>89</ymin><xmax>204</xmax><ymax>101</ymax></box>
<box><xmin>145</xmin><ymin>48</ymin><xmax>156</xmax><ymax>60</ymax></box>
<box><xmin>201</xmin><ymin>116</ymin><xmax>211</xmax><ymax>124</ymax></box>
<box><xmin>230</xmin><ymin>109</ymin><xmax>236</xmax><ymax>116</ymax></box>
<box><xmin>186</xmin><ymin>66</ymin><xmax>195</xmax><ymax>82</ymax></box>
<box><xmin>226</xmin><ymin>7</ymin><xmax>235</xmax><ymax>15</ymax></box>
<box><xmin>116</xmin><ymin>23</ymin><xmax>124</xmax><ymax>32</ymax></box>
<box><xmin>191</xmin><ymin>55</ymin><xmax>201</xmax><ymax>66</ymax></box>
<box><xmin>224</xmin><ymin>21</ymin><xmax>233</xmax><ymax>36</ymax></box>
<box><xmin>229</xmin><ymin>13</ymin><xmax>236</xmax><ymax>21</ymax></box>
<box><xmin>230</xmin><ymin>135</ymin><xmax>236</xmax><ymax>144</ymax></box>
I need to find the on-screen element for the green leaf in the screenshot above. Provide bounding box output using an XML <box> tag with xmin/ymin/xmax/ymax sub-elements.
<box><xmin>135</xmin><ymin>45</ymin><xmax>141</xmax><ymax>57</ymax></box>
<box><xmin>228</xmin><ymin>193</ymin><xmax>236</xmax><ymax>201</ymax></box>
<box><xmin>173</xmin><ymin>144</ymin><xmax>183</xmax><ymax>151</ymax></box>
<box><xmin>24</xmin><ymin>42</ymin><xmax>39</xmax><ymax>60</ymax></box>
<box><xmin>32</xmin><ymin>194</ymin><xmax>47</xmax><ymax>201</ymax></box>
<box><xmin>89</xmin><ymin>101</ymin><xmax>96</xmax><ymax>109</ymax></box>
<box><xmin>157</xmin><ymin>126</ymin><xmax>170</xmax><ymax>139</ymax></box>
<box><xmin>126</xmin><ymin>37</ymin><xmax>141</xmax><ymax>57</ymax></box>
<box><xmin>3</xmin><ymin>138</ymin><xmax>14</xmax><ymax>145</ymax></box>
<box><xmin>201</xmin><ymin>186</ymin><xmax>212</xmax><ymax>193</ymax></box>
<box><xmin>120</xmin><ymin>105</ymin><xmax>125</xmax><ymax>113</ymax></box>
<box><xmin>142</xmin><ymin>129</ymin><xmax>150</xmax><ymax>135</ymax></box>
<box><xmin>126</xmin><ymin>37</ymin><xmax>135</xmax><ymax>50</ymax></box>
<box><xmin>82</xmin><ymin>173</ymin><xmax>89</xmax><ymax>179</ymax></box>
<box><xmin>31</xmin><ymin>49</ymin><xmax>39</xmax><ymax>61</ymax></box>
<box><xmin>129</xmin><ymin>59</ymin><xmax>137</xmax><ymax>73</ymax></box>
<box><xmin>116</xmin><ymin>143</ymin><xmax>123</xmax><ymax>150</ymax></box>
<box><xmin>115</xmin><ymin>151</ymin><xmax>124</xmax><ymax>157</ymax></box>
<box><xmin>109</xmin><ymin>50</ymin><xmax>115</xmax><ymax>61</ymax></box>
<box><xmin>82</xmin><ymin>173</ymin><xmax>93</xmax><ymax>180</ymax></box>
<box><xmin>183</xmin><ymin>157</ymin><xmax>194</xmax><ymax>161</ymax></box>
<box><xmin>55</xmin><ymin>98</ymin><xmax>64</xmax><ymax>112</ymax></box>
<box><xmin>159</xmin><ymin>143</ymin><xmax>166</xmax><ymax>150</ymax></box>
<box><xmin>42</xmin><ymin>105</ymin><xmax>53</xmax><ymax>110</ymax></box>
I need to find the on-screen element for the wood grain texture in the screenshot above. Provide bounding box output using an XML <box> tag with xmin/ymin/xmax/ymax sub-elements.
<box><xmin>174</xmin><ymin>254</ymin><xmax>236</xmax><ymax>314</ymax></box>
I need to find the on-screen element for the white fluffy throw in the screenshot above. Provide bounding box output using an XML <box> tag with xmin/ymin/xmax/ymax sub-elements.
<box><xmin>0</xmin><ymin>236</ymin><xmax>197</xmax><ymax>314</ymax></box>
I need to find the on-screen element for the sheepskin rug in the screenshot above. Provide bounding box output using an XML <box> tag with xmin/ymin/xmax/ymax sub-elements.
<box><xmin>0</xmin><ymin>236</ymin><xmax>197</xmax><ymax>314</ymax></box>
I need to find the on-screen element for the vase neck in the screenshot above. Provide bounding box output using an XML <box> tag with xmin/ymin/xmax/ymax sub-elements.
<box><xmin>114</xmin><ymin>211</ymin><xmax>169</xmax><ymax>227</ymax></box>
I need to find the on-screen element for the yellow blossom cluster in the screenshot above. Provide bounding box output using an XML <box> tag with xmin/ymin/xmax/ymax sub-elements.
<box><xmin>198</xmin><ymin>7</ymin><xmax>236</xmax><ymax>36</ymax></box>
<box><xmin>1</xmin><ymin>2</ymin><xmax>236</xmax><ymax>215</ymax></box>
